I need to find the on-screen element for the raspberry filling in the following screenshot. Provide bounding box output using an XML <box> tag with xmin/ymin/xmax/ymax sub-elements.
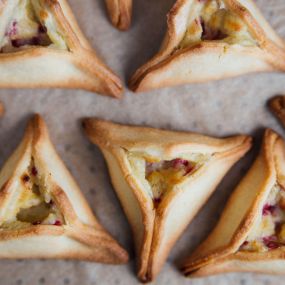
<box><xmin>0</xmin><ymin>0</ymin><xmax>68</xmax><ymax>53</ymax></box>
<box><xmin>145</xmin><ymin>158</ymin><xmax>198</xmax><ymax>205</ymax></box>
<box><xmin>128</xmin><ymin>152</ymin><xmax>210</xmax><ymax>208</ymax></box>
<box><xmin>262</xmin><ymin>204</ymin><xmax>276</xmax><ymax>216</ymax></box>
<box><xmin>240</xmin><ymin>184</ymin><xmax>285</xmax><ymax>252</ymax></box>
<box><xmin>146</xmin><ymin>158</ymin><xmax>195</xmax><ymax>178</ymax></box>
<box><xmin>53</xmin><ymin>220</ymin><xmax>62</xmax><ymax>226</ymax></box>
<box><xmin>5</xmin><ymin>21</ymin><xmax>18</xmax><ymax>37</ymax></box>
<box><xmin>1</xmin><ymin>20</ymin><xmax>51</xmax><ymax>53</ymax></box>
<box><xmin>0</xmin><ymin>158</ymin><xmax>64</xmax><ymax>229</ymax></box>
<box><xmin>200</xmin><ymin>18</ymin><xmax>227</xmax><ymax>41</ymax></box>
<box><xmin>179</xmin><ymin>0</ymin><xmax>255</xmax><ymax>49</ymax></box>
<box><xmin>262</xmin><ymin>235</ymin><xmax>280</xmax><ymax>249</ymax></box>
<box><xmin>31</xmin><ymin>166</ymin><xmax>38</xmax><ymax>176</ymax></box>
<box><xmin>22</xmin><ymin>174</ymin><xmax>30</xmax><ymax>183</ymax></box>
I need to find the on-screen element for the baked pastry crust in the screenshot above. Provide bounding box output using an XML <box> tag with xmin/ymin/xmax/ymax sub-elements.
<box><xmin>182</xmin><ymin>129</ymin><xmax>285</xmax><ymax>278</ymax></box>
<box><xmin>129</xmin><ymin>0</ymin><xmax>285</xmax><ymax>92</ymax></box>
<box><xmin>0</xmin><ymin>114</ymin><xmax>128</xmax><ymax>263</ymax></box>
<box><xmin>105</xmin><ymin>0</ymin><xmax>132</xmax><ymax>30</ymax></box>
<box><xmin>0</xmin><ymin>0</ymin><xmax>123</xmax><ymax>97</ymax></box>
<box><xmin>0</xmin><ymin>101</ymin><xmax>4</xmax><ymax>117</ymax></box>
<box><xmin>269</xmin><ymin>95</ymin><xmax>285</xmax><ymax>129</ymax></box>
<box><xmin>83</xmin><ymin>118</ymin><xmax>252</xmax><ymax>282</ymax></box>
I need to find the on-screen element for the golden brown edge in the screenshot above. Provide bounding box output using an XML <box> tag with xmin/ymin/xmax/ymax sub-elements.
<box><xmin>0</xmin><ymin>114</ymin><xmax>128</xmax><ymax>264</ymax></box>
<box><xmin>129</xmin><ymin>43</ymin><xmax>275</xmax><ymax>92</ymax></box>
<box><xmin>83</xmin><ymin>118</ymin><xmax>156</xmax><ymax>277</ymax></box>
<box><xmin>128</xmin><ymin>0</ymin><xmax>285</xmax><ymax>92</ymax></box>
<box><xmin>181</xmin><ymin>129</ymin><xmax>283</xmax><ymax>276</ymax></box>
<box><xmin>144</xmin><ymin>136</ymin><xmax>252</xmax><ymax>281</ymax></box>
<box><xmin>268</xmin><ymin>95</ymin><xmax>285</xmax><ymax>129</ymax></box>
<box><xmin>49</xmin><ymin>0</ymin><xmax>123</xmax><ymax>97</ymax></box>
<box><xmin>0</xmin><ymin>0</ymin><xmax>123</xmax><ymax>98</ymax></box>
<box><xmin>82</xmin><ymin>117</ymin><xmax>253</xmax><ymax>153</ymax></box>
<box><xmin>105</xmin><ymin>0</ymin><xmax>132</xmax><ymax>31</ymax></box>
<box><xmin>82</xmin><ymin>117</ymin><xmax>252</xmax><ymax>280</ymax></box>
<box><xmin>0</xmin><ymin>102</ymin><xmax>5</xmax><ymax>117</ymax></box>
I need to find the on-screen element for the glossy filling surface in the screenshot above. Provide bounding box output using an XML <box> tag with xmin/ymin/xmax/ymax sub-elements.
<box><xmin>0</xmin><ymin>158</ymin><xmax>64</xmax><ymax>230</ymax></box>
<box><xmin>240</xmin><ymin>184</ymin><xmax>285</xmax><ymax>252</ymax></box>
<box><xmin>0</xmin><ymin>0</ymin><xmax>67</xmax><ymax>53</ymax></box>
<box><xmin>128</xmin><ymin>152</ymin><xmax>210</xmax><ymax>205</ymax></box>
<box><xmin>179</xmin><ymin>0</ymin><xmax>256</xmax><ymax>49</ymax></box>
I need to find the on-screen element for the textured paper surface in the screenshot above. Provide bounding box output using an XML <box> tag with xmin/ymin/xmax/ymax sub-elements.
<box><xmin>0</xmin><ymin>0</ymin><xmax>285</xmax><ymax>284</ymax></box>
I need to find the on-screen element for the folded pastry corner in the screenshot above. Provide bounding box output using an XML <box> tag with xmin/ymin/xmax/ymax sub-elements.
<box><xmin>129</xmin><ymin>0</ymin><xmax>285</xmax><ymax>92</ymax></box>
<box><xmin>182</xmin><ymin>128</ymin><xmax>285</xmax><ymax>278</ymax></box>
<box><xmin>0</xmin><ymin>0</ymin><xmax>123</xmax><ymax>97</ymax></box>
<box><xmin>0</xmin><ymin>101</ymin><xmax>4</xmax><ymax>117</ymax></box>
<box><xmin>105</xmin><ymin>0</ymin><xmax>132</xmax><ymax>30</ymax></box>
<box><xmin>82</xmin><ymin>118</ymin><xmax>252</xmax><ymax>282</ymax></box>
<box><xmin>269</xmin><ymin>95</ymin><xmax>285</xmax><ymax>129</ymax></box>
<box><xmin>0</xmin><ymin>114</ymin><xmax>128</xmax><ymax>264</ymax></box>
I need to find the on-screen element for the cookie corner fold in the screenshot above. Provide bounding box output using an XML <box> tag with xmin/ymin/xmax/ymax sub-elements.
<box><xmin>105</xmin><ymin>0</ymin><xmax>132</xmax><ymax>31</ymax></box>
<box><xmin>83</xmin><ymin>118</ymin><xmax>252</xmax><ymax>281</ymax></box>
<box><xmin>0</xmin><ymin>114</ymin><xmax>128</xmax><ymax>264</ymax></box>
<box><xmin>129</xmin><ymin>0</ymin><xmax>285</xmax><ymax>92</ymax></box>
<box><xmin>182</xmin><ymin>128</ymin><xmax>285</xmax><ymax>278</ymax></box>
<box><xmin>0</xmin><ymin>0</ymin><xmax>123</xmax><ymax>97</ymax></box>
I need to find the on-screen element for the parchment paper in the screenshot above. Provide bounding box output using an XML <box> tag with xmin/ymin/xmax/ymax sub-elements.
<box><xmin>0</xmin><ymin>0</ymin><xmax>285</xmax><ymax>284</ymax></box>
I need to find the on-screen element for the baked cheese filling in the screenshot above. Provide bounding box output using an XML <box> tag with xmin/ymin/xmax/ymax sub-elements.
<box><xmin>240</xmin><ymin>184</ymin><xmax>285</xmax><ymax>252</ymax></box>
<box><xmin>179</xmin><ymin>0</ymin><xmax>256</xmax><ymax>49</ymax></box>
<box><xmin>128</xmin><ymin>152</ymin><xmax>210</xmax><ymax>206</ymax></box>
<box><xmin>0</xmin><ymin>158</ymin><xmax>64</xmax><ymax>230</ymax></box>
<box><xmin>0</xmin><ymin>0</ymin><xmax>67</xmax><ymax>53</ymax></box>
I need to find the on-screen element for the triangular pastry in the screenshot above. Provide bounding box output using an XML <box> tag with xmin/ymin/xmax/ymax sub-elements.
<box><xmin>82</xmin><ymin>118</ymin><xmax>252</xmax><ymax>282</ymax></box>
<box><xmin>0</xmin><ymin>114</ymin><xmax>128</xmax><ymax>263</ymax></box>
<box><xmin>105</xmin><ymin>0</ymin><xmax>132</xmax><ymax>30</ymax></box>
<box><xmin>129</xmin><ymin>0</ymin><xmax>285</xmax><ymax>92</ymax></box>
<box><xmin>182</xmin><ymin>129</ymin><xmax>285</xmax><ymax>278</ymax></box>
<box><xmin>0</xmin><ymin>0</ymin><xmax>123</xmax><ymax>97</ymax></box>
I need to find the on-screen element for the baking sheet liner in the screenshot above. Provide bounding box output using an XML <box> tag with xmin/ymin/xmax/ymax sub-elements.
<box><xmin>0</xmin><ymin>0</ymin><xmax>285</xmax><ymax>284</ymax></box>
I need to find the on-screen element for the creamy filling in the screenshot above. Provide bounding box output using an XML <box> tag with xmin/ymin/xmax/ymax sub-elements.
<box><xmin>128</xmin><ymin>152</ymin><xmax>210</xmax><ymax>206</ymax></box>
<box><xmin>179</xmin><ymin>0</ymin><xmax>256</xmax><ymax>49</ymax></box>
<box><xmin>240</xmin><ymin>184</ymin><xmax>285</xmax><ymax>252</ymax></box>
<box><xmin>0</xmin><ymin>0</ymin><xmax>67</xmax><ymax>53</ymax></box>
<box><xmin>0</xmin><ymin>158</ymin><xmax>64</xmax><ymax>230</ymax></box>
